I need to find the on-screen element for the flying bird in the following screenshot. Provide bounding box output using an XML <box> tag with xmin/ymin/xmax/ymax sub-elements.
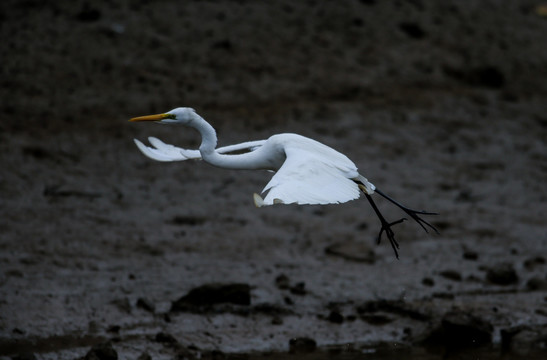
<box><xmin>130</xmin><ymin>107</ymin><xmax>438</xmax><ymax>258</ymax></box>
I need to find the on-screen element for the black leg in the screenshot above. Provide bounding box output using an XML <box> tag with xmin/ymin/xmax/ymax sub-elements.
<box><xmin>364</xmin><ymin>193</ymin><xmax>405</xmax><ymax>259</ymax></box>
<box><xmin>374</xmin><ymin>188</ymin><xmax>439</xmax><ymax>234</ymax></box>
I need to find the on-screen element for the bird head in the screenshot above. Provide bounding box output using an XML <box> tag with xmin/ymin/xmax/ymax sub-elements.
<box><xmin>130</xmin><ymin>107</ymin><xmax>197</xmax><ymax>125</ymax></box>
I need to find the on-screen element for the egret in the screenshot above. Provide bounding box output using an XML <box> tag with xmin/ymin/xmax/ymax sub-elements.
<box><xmin>130</xmin><ymin>107</ymin><xmax>438</xmax><ymax>258</ymax></box>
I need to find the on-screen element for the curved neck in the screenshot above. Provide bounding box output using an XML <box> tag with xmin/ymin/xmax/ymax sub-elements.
<box><xmin>192</xmin><ymin>114</ymin><xmax>272</xmax><ymax>170</ymax></box>
<box><xmin>192</xmin><ymin>114</ymin><xmax>218</xmax><ymax>154</ymax></box>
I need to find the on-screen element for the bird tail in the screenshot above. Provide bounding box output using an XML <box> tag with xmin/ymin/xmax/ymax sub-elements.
<box><xmin>356</xmin><ymin>175</ymin><xmax>375</xmax><ymax>195</ymax></box>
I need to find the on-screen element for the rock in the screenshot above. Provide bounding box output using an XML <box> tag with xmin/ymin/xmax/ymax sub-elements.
<box><xmin>356</xmin><ymin>299</ymin><xmax>430</xmax><ymax>321</ymax></box>
<box><xmin>136</xmin><ymin>352</ymin><xmax>152</xmax><ymax>360</ymax></box>
<box><xmin>275</xmin><ymin>274</ymin><xmax>290</xmax><ymax>289</ymax></box>
<box><xmin>84</xmin><ymin>342</ymin><xmax>118</xmax><ymax>360</ymax></box>
<box><xmin>501</xmin><ymin>324</ymin><xmax>547</xmax><ymax>355</ymax></box>
<box><xmin>422</xmin><ymin>277</ymin><xmax>435</xmax><ymax>286</ymax></box>
<box><xmin>168</xmin><ymin>215</ymin><xmax>207</xmax><ymax>226</ymax></box>
<box><xmin>420</xmin><ymin>309</ymin><xmax>493</xmax><ymax>348</ymax></box>
<box><xmin>289</xmin><ymin>282</ymin><xmax>306</xmax><ymax>295</ymax></box>
<box><xmin>136</xmin><ymin>297</ymin><xmax>155</xmax><ymax>313</ymax></box>
<box><xmin>463</xmin><ymin>249</ymin><xmax>479</xmax><ymax>260</ymax></box>
<box><xmin>485</xmin><ymin>263</ymin><xmax>519</xmax><ymax>285</ymax></box>
<box><xmin>175</xmin><ymin>347</ymin><xmax>197</xmax><ymax>360</ymax></box>
<box><xmin>526</xmin><ymin>277</ymin><xmax>547</xmax><ymax>291</ymax></box>
<box><xmin>289</xmin><ymin>337</ymin><xmax>317</xmax><ymax>353</ymax></box>
<box><xmin>439</xmin><ymin>270</ymin><xmax>462</xmax><ymax>281</ymax></box>
<box><xmin>208</xmin><ymin>350</ymin><xmax>226</xmax><ymax>360</ymax></box>
<box><xmin>155</xmin><ymin>332</ymin><xmax>179</xmax><ymax>345</ymax></box>
<box><xmin>171</xmin><ymin>283</ymin><xmax>251</xmax><ymax>311</ymax></box>
<box><xmin>327</xmin><ymin>310</ymin><xmax>344</xmax><ymax>324</ymax></box>
<box><xmin>106</xmin><ymin>325</ymin><xmax>120</xmax><ymax>333</ymax></box>
<box><xmin>524</xmin><ymin>256</ymin><xmax>545</xmax><ymax>271</ymax></box>
<box><xmin>399</xmin><ymin>22</ymin><xmax>426</xmax><ymax>39</ymax></box>
<box><xmin>110</xmin><ymin>298</ymin><xmax>132</xmax><ymax>313</ymax></box>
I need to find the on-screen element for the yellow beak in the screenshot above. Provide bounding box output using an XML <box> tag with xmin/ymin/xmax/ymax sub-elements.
<box><xmin>129</xmin><ymin>113</ymin><xmax>170</xmax><ymax>122</ymax></box>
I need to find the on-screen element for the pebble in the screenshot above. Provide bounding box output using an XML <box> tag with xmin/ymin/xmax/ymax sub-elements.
<box><xmin>155</xmin><ymin>332</ymin><xmax>179</xmax><ymax>345</ymax></box>
<box><xmin>523</xmin><ymin>256</ymin><xmax>545</xmax><ymax>271</ymax></box>
<box><xmin>84</xmin><ymin>342</ymin><xmax>118</xmax><ymax>360</ymax></box>
<box><xmin>171</xmin><ymin>283</ymin><xmax>251</xmax><ymax>312</ymax></box>
<box><xmin>275</xmin><ymin>274</ymin><xmax>290</xmax><ymax>289</ymax></box>
<box><xmin>485</xmin><ymin>263</ymin><xmax>518</xmax><ymax>285</ymax></box>
<box><xmin>136</xmin><ymin>352</ymin><xmax>151</xmax><ymax>360</ymax></box>
<box><xmin>526</xmin><ymin>277</ymin><xmax>547</xmax><ymax>291</ymax></box>
<box><xmin>462</xmin><ymin>250</ymin><xmax>479</xmax><ymax>260</ymax></box>
<box><xmin>289</xmin><ymin>337</ymin><xmax>316</xmax><ymax>353</ymax></box>
<box><xmin>439</xmin><ymin>270</ymin><xmax>462</xmax><ymax>281</ymax></box>
<box><xmin>420</xmin><ymin>309</ymin><xmax>493</xmax><ymax>348</ymax></box>
<box><xmin>327</xmin><ymin>310</ymin><xmax>344</xmax><ymax>324</ymax></box>
<box><xmin>501</xmin><ymin>324</ymin><xmax>547</xmax><ymax>355</ymax></box>
<box><xmin>289</xmin><ymin>282</ymin><xmax>306</xmax><ymax>295</ymax></box>
<box><xmin>136</xmin><ymin>297</ymin><xmax>155</xmax><ymax>313</ymax></box>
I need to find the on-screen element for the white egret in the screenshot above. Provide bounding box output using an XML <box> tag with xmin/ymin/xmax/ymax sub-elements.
<box><xmin>130</xmin><ymin>107</ymin><xmax>438</xmax><ymax>258</ymax></box>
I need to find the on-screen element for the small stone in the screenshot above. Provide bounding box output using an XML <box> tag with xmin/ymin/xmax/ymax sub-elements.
<box><xmin>421</xmin><ymin>310</ymin><xmax>492</xmax><ymax>348</ymax></box>
<box><xmin>275</xmin><ymin>274</ymin><xmax>290</xmax><ymax>289</ymax></box>
<box><xmin>289</xmin><ymin>282</ymin><xmax>306</xmax><ymax>295</ymax></box>
<box><xmin>155</xmin><ymin>332</ymin><xmax>179</xmax><ymax>345</ymax></box>
<box><xmin>422</xmin><ymin>277</ymin><xmax>435</xmax><ymax>286</ymax></box>
<box><xmin>289</xmin><ymin>337</ymin><xmax>317</xmax><ymax>353</ymax></box>
<box><xmin>106</xmin><ymin>325</ymin><xmax>120</xmax><ymax>333</ymax></box>
<box><xmin>501</xmin><ymin>324</ymin><xmax>547</xmax><ymax>355</ymax></box>
<box><xmin>137</xmin><ymin>352</ymin><xmax>152</xmax><ymax>360</ymax></box>
<box><xmin>136</xmin><ymin>297</ymin><xmax>155</xmax><ymax>313</ymax></box>
<box><xmin>284</xmin><ymin>296</ymin><xmax>294</xmax><ymax>305</ymax></box>
<box><xmin>524</xmin><ymin>256</ymin><xmax>545</xmax><ymax>271</ymax></box>
<box><xmin>171</xmin><ymin>283</ymin><xmax>251</xmax><ymax>311</ymax></box>
<box><xmin>526</xmin><ymin>277</ymin><xmax>547</xmax><ymax>291</ymax></box>
<box><xmin>442</xmin><ymin>311</ymin><xmax>492</xmax><ymax>347</ymax></box>
<box><xmin>84</xmin><ymin>342</ymin><xmax>118</xmax><ymax>360</ymax></box>
<box><xmin>486</xmin><ymin>263</ymin><xmax>519</xmax><ymax>285</ymax></box>
<box><xmin>110</xmin><ymin>298</ymin><xmax>131</xmax><ymax>313</ymax></box>
<box><xmin>439</xmin><ymin>270</ymin><xmax>462</xmax><ymax>281</ymax></box>
<box><xmin>209</xmin><ymin>349</ymin><xmax>226</xmax><ymax>360</ymax></box>
<box><xmin>327</xmin><ymin>310</ymin><xmax>344</xmax><ymax>324</ymax></box>
<box><xmin>463</xmin><ymin>250</ymin><xmax>479</xmax><ymax>260</ymax></box>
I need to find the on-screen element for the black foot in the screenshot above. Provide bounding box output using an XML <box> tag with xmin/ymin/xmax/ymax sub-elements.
<box><xmin>400</xmin><ymin>207</ymin><xmax>439</xmax><ymax>234</ymax></box>
<box><xmin>375</xmin><ymin>188</ymin><xmax>439</xmax><ymax>235</ymax></box>
<box><xmin>377</xmin><ymin>217</ymin><xmax>406</xmax><ymax>259</ymax></box>
<box><xmin>365</xmin><ymin>193</ymin><xmax>406</xmax><ymax>259</ymax></box>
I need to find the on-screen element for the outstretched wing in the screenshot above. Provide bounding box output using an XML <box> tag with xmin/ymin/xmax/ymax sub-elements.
<box><xmin>134</xmin><ymin>137</ymin><xmax>266</xmax><ymax>162</ymax></box>
<box><xmin>255</xmin><ymin>137</ymin><xmax>363</xmax><ymax>206</ymax></box>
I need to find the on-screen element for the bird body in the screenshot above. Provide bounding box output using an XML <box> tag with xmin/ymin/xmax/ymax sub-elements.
<box><xmin>130</xmin><ymin>107</ymin><xmax>437</xmax><ymax>258</ymax></box>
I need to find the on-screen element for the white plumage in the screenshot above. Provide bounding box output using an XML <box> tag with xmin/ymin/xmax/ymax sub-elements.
<box><xmin>130</xmin><ymin>107</ymin><xmax>437</xmax><ymax>258</ymax></box>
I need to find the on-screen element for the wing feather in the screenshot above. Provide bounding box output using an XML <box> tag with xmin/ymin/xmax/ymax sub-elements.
<box><xmin>260</xmin><ymin>137</ymin><xmax>362</xmax><ymax>205</ymax></box>
<box><xmin>133</xmin><ymin>138</ymin><xmax>266</xmax><ymax>162</ymax></box>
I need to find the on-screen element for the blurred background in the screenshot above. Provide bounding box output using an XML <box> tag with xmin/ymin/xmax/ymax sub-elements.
<box><xmin>1</xmin><ymin>1</ymin><xmax>546</xmax><ymax>359</ymax></box>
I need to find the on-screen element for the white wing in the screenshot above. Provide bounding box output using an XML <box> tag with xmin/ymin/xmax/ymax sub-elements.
<box><xmin>134</xmin><ymin>137</ymin><xmax>266</xmax><ymax>162</ymax></box>
<box><xmin>256</xmin><ymin>136</ymin><xmax>364</xmax><ymax>206</ymax></box>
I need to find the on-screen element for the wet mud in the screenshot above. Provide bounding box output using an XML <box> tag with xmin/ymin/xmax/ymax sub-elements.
<box><xmin>1</xmin><ymin>1</ymin><xmax>546</xmax><ymax>359</ymax></box>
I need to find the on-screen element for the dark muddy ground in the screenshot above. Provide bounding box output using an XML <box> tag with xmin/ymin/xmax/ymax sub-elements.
<box><xmin>1</xmin><ymin>1</ymin><xmax>546</xmax><ymax>359</ymax></box>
